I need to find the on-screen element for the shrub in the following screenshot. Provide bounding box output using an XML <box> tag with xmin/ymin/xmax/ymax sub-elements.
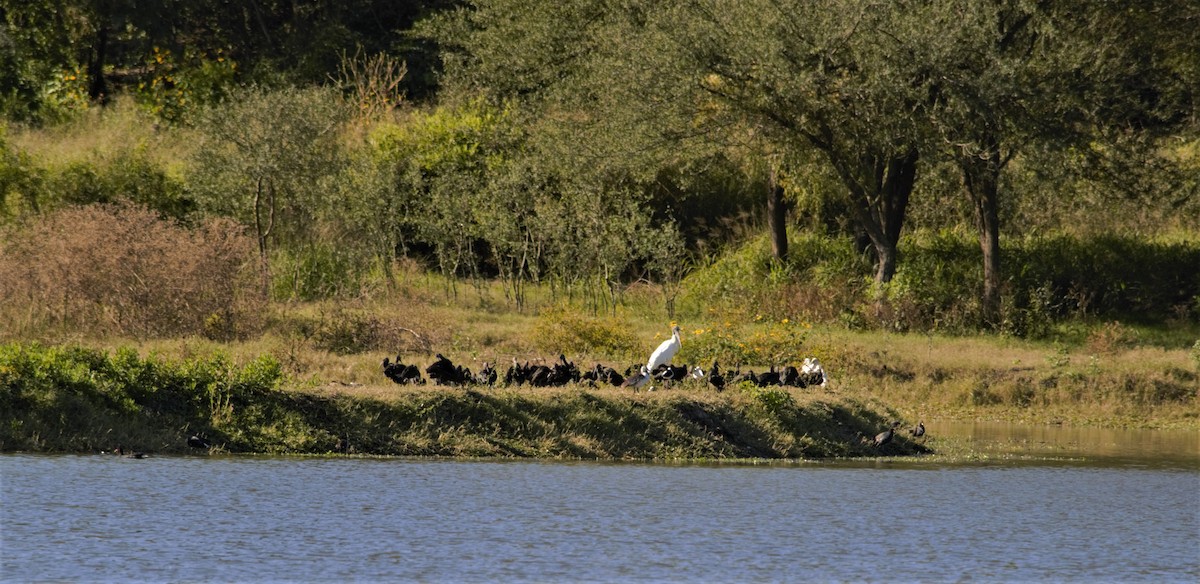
<box><xmin>45</xmin><ymin>147</ymin><xmax>194</xmax><ymax>221</ymax></box>
<box><xmin>0</xmin><ymin>127</ymin><xmax>46</xmax><ymax>221</ymax></box>
<box><xmin>531</xmin><ymin>308</ymin><xmax>642</xmax><ymax>360</ymax></box>
<box><xmin>311</xmin><ymin>309</ymin><xmax>385</xmax><ymax>355</ymax></box>
<box><xmin>681</xmin><ymin>318</ymin><xmax>810</xmax><ymax>367</ymax></box>
<box><xmin>1085</xmin><ymin>321</ymin><xmax>1139</xmax><ymax>355</ymax></box>
<box><xmin>0</xmin><ymin>204</ymin><xmax>264</xmax><ymax>339</ymax></box>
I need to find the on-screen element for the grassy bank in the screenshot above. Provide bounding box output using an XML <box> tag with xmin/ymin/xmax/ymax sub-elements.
<box><xmin>0</xmin><ymin>343</ymin><xmax>928</xmax><ymax>459</ymax></box>
<box><xmin>3</xmin><ymin>262</ymin><xmax>1197</xmax><ymax>459</ymax></box>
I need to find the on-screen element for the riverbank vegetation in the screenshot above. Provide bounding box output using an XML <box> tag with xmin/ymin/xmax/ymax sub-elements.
<box><xmin>1</xmin><ymin>1</ymin><xmax>1197</xmax><ymax>455</ymax></box>
<box><xmin>0</xmin><ymin>342</ymin><xmax>932</xmax><ymax>459</ymax></box>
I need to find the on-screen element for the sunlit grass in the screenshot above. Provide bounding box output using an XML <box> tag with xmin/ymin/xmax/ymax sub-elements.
<box><xmin>8</xmin><ymin>96</ymin><xmax>197</xmax><ymax>171</ymax></box>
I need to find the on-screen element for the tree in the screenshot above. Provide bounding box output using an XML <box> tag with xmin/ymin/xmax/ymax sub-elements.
<box><xmin>900</xmin><ymin>0</ymin><xmax>1198</xmax><ymax>326</ymax></box>
<box><xmin>190</xmin><ymin>86</ymin><xmax>348</xmax><ymax>296</ymax></box>
<box><xmin>429</xmin><ymin>0</ymin><xmax>926</xmax><ymax>281</ymax></box>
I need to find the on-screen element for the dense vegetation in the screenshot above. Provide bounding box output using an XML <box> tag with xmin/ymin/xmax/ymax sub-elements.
<box><xmin>2</xmin><ymin>0</ymin><xmax>1196</xmax><ymax>334</ymax></box>
<box><xmin>1</xmin><ymin>1</ymin><xmax>1197</xmax><ymax>452</ymax></box>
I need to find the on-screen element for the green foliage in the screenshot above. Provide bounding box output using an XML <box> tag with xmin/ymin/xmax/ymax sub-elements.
<box><xmin>371</xmin><ymin>99</ymin><xmax>519</xmax><ymax>282</ymax></box>
<box><xmin>681</xmin><ymin>229</ymin><xmax>1200</xmax><ymax>339</ymax></box>
<box><xmin>0</xmin><ymin>0</ymin><xmax>91</xmax><ymax>123</ymax></box>
<box><xmin>190</xmin><ymin>86</ymin><xmax>350</xmax><ymax>297</ymax></box>
<box><xmin>45</xmin><ymin>146</ymin><xmax>194</xmax><ymax>220</ymax></box>
<box><xmin>311</xmin><ymin>310</ymin><xmax>386</xmax><ymax>356</ymax></box>
<box><xmin>136</xmin><ymin>47</ymin><xmax>237</xmax><ymax>123</ymax></box>
<box><xmin>271</xmin><ymin>242</ymin><xmax>378</xmax><ymax>301</ymax></box>
<box><xmin>743</xmin><ymin>384</ymin><xmax>794</xmax><ymax>417</ymax></box>
<box><xmin>1010</xmin><ymin>235</ymin><xmax>1200</xmax><ymax>323</ymax></box>
<box><xmin>0</xmin><ymin>342</ymin><xmax>283</xmax><ymax>452</ymax></box>
<box><xmin>681</xmin><ymin>318</ymin><xmax>809</xmax><ymax>367</ymax></box>
<box><xmin>0</xmin><ymin>127</ymin><xmax>46</xmax><ymax>220</ymax></box>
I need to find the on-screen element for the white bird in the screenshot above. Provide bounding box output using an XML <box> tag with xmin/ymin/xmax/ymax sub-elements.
<box><xmin>646</xmin><ymin>325</ymin><xmax>682</xmax><ymax>372</ymax></box>
<box><xmin>801</xmin><ymin>357</ymin><xmax>828</xmax><ymax>386</ymax></box>
<box><xmin>620</xmin><ymin>365</ymin><xmax>651</xmax><ymax>390</ymax></box>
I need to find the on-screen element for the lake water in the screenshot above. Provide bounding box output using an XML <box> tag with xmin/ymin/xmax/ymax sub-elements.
<box><xmin>3</xmin><ymin>423</ymin><xmax>1198</xmax><ymax>583</ymax></box>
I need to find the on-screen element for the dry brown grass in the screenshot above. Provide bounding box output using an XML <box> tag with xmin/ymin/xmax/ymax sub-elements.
<box><xmin>808</xmin><ymin>329</ymin><xmax>1199</xmax><ymax>428</ymax></box>
<box><xmin>0</xmin><ymin>203</ymin><xmax>264</xmax><ymax>339</ymax></box>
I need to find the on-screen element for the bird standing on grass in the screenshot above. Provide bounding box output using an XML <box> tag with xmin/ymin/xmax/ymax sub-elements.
<box><xmin>620</xmin><ymin>365</ymin><xmax>651</xmax><ymax>390</ymax></box>
<box><xmin>911</xmin><ymin>421</ymin><xmax>925</xmax><ymax>439</ymax></box>
<box><xmin>708</xmin><ymin>361</ymin><xmax>725</xmax><ymax>391</ymax></box>
<box><xmin>646</xmin><ymin>325</ymin><xmax>682</xmax><ymax>372</ymax></box>
<box><xmin>875</xmin><ymin>421</ymin><xmax>902</xmax><ymax>447</ymax></box>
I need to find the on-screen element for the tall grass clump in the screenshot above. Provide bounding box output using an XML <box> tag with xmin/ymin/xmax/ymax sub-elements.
<box><xmin>0</xmin><ymin>204</ymin><xmax>264</xmax><ymax>339</ymax></box>
<box><xmin>680</xmin><ymin>318</ymin><xmax>812</xmax><ymax>367</ymax></box>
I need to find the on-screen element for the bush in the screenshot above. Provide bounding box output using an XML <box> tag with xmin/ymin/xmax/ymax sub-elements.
<box><xmin>680</xmin><ymin>229</ymin><xmax>1200</xmax><ymax>337</ymax></box>
<box><xmin>531</xmin><ymin>308</ymin><xmax>642</xmax><ymax>360</ymax></box>
<box><xmin>0</xmin><ymin>342</ymin><xmax>285</xmax><ymax>452</ymax></box>
<box><xmin>45</xmin><ymin>148</ymin><xmax>195</xmax><ymax>221</ymax></box>
<box><xmin>681</xmin><ymin>318</ymin><xmax>810</xmax><ymax>367</ymax></box>
<box><xmin>0</xmin><ymin>204</ymin><xmax>264</xmax><ymax>339</ymax></box>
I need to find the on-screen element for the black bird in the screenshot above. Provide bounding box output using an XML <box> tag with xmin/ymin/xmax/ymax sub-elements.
<box><xmin>652</xmin><ymin>363</ymin><xmax>688</xmax><ymax>388</ymax></box>
<box><xmin>427</xmin><ymin>353</ymin><xmax>470</xmax><ymax>386</ymax></box>
<box><xmin>708</xmin><ymin>361</ymin><xmax>725</xmax><ymax>391</ymax></box>
<box><xmin>528</xmin><ymin>364</ymin><xmax>553</xmax><ymax>387</ymax></box>
<box><xmin>600</xmin><ymin>364</ymin><xmax>624</xmax><ymax>386</ymax></box>
<box><xmin>384</xmin><ymin>356</ymin><xmax>425</xmax><ymax>385</ymax></box>
<box><xmin>910</xmin><ymin>421</ymin><xmax>926</xmax><ymax>438</ymax></box>
<box><xmin>549</xmin><ymin>354</ymin><xmax>580</xmax><ymax>386</ymax></box>
<box><xmin>505</xmin><ymin>359</ymin><xmax>528</xmax><ymax>385</ymax></box>
<box><xmin>874</xmin><ymin>421</ymin><xmax>902</xmax><ymax>447</ymax></box>
<box><xmin>732</xmin><ymin>369</ymin><xmax>759</xmax><ymax>386</ymax></box>
<box><xmin>757</xmin><ymin>365</ymin><xmax>781</xmax><ymax>387</ymax></box>
<box><xmin>115</xmin><ymin>445</ymin><xmax>147</xmax><ymax>459</ymax></box>
<box><xmin>781</xmin><ymin>365</ymin><xmax>801</xmax><ymax>387</ymax></box>
<box><xmin>187</xmin><ymin>433</ymin><xmax>211</xmax><ymax>449</ymax></box>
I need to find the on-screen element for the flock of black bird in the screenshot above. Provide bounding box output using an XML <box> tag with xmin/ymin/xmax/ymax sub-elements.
<box><xmin>381</xmin><ymin>353</ymin><xmax>829</xmax><ymax>392</ymax></box>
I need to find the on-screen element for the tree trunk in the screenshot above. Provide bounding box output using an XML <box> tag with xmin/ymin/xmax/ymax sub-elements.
<box><xmin>767</xmin><ymin>164</ymin><xmax>788</xmax><ymax>261</ymax></box>
<box><xmin>961</xmin><ymin>146</ymin><xmax>1003</xmax><ymax>328</ymax></box>
<box><xmin>829</xmin><ymin>148</ymin><xmax>918</xmax><ymax>285</ymax></box>
<box><xmin>253</xmin><ymin>177</ymin><xmax>276</xmax><ymax>298</ymax></box>
<box><xmin>87</xmin><ymin>24</ymin><xmax>109</xmax><ymax>103</ymax></box>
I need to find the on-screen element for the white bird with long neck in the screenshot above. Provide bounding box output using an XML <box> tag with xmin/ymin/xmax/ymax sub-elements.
<box><xmin>646</xmin><ymin>325</ymin><xmax>682</xmax><ymax>372</ymax></box>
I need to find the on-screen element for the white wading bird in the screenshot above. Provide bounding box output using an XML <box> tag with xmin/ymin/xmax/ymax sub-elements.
<box><xmin>646</xmin><ymin>324</ymin><xmax>682</xmax><ymax>372</ymax></box>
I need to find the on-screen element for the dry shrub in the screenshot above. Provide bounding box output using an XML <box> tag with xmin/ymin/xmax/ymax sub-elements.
<box><xmin>0</xmin><ymin>204</ymin><xmax>264</xmax><ymax>339</ymax></box>
<box><xmin>1085</xmin><ymin>321</ymin><xmax>1139</xmax><ymax>355</ymax></box>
